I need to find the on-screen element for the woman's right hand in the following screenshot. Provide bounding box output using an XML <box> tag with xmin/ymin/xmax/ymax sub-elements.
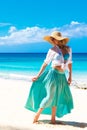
<box><xmin>32</xmin><ymin>76</ymin><xmax>39</xmax><ymax>82</ymax></box>
<box><xmin>32</xmin><ymin>62</ymin><xmax>47</xmax><ymax>82</ymax></box>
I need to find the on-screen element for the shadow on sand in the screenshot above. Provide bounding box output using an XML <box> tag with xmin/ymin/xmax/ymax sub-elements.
<box><xmin>38</xmin><ymin>119</ymin><xmax>87</xmax><ymax>128</ymax></box>
<box><xmin>0</xmin><ymin>120</ymin><xmax>87</xmax><ymax>130</ymax></box>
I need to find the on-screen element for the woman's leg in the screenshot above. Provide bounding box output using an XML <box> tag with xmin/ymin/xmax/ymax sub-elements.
<box><xmin>33</xmin><ymin>108</ymin><xmax>43</xmax><ymax>123</ymax></box>
<box><xmin>51</xmin><ymin>106</ymin><xmax>56</xmax><ymax>124</ymax></box>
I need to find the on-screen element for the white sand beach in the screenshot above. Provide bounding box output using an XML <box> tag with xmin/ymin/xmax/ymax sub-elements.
<box><xmin>0</xmin><ymin>78</ymin><xmax>87</xmax><ymax>130</ymax></box>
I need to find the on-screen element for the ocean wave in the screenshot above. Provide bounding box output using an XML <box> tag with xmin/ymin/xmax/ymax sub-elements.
<box><xmin>71</xmin><ymin>80</ymin><xmax>87</xmax><ymax>89</ymax></box>
<box><xmin>0</xmin><ymin>72</ymin><xmax>87</xmax><ymax>89</ymax></box>
<box><xmin>0</xmin><ymin>73</ymin><xmax>33</xmax><ymax>82</ymax></box>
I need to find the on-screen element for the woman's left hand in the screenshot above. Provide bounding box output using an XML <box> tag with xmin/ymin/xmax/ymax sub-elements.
<box><xmin>68</xmin><ymin>76</ymin><xmax>72</xmax><ymax>85</ymax></box>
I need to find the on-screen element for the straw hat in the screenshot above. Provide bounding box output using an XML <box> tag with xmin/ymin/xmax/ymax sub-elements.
<box><xmin>43</xmin><ymin>31</ymin><xmax>69</xmax><ymax>45</ymax></box>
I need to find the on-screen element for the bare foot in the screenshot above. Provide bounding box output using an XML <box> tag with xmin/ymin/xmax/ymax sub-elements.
<box><xmin>33</xmin><ymin>108</ymin><xmax>43</xmax><ymax>123</ymax></box>
<box><xmin>50</xmin><ymin>120</ymin><xmax>56</xmax><ymax>124</ymax></box>
<box><xmin>33</xmin><ymin>115</ymin><xmax>39</xmax><ymax>123</ymax></box>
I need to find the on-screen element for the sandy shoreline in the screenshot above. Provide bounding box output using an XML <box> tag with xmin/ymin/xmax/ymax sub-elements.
<box><xmin>0</xmin><ymin>78</ymin><xmax>87</xmax><ymax>130</ymax></box>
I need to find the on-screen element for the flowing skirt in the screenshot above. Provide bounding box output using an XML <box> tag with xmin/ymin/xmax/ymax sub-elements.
<box><xmin>25</xmin><ymin>68</ymin><xmax>74</xmax><ymax>118</ymax></box>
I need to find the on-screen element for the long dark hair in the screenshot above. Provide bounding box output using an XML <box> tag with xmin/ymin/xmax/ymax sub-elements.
<box><xmin>58</xmin><ymin>44</ymin><xmax>70</xmax><ymax>54</ymax></box>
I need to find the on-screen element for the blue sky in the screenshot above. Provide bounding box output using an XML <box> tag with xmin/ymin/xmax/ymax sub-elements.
<box><xmin>0</xmin><ymin>0</ymin><xmax>87</xmax><ymax>53</ymax></box>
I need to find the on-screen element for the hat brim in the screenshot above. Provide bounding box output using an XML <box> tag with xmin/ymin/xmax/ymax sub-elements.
<box><xmin>43</xmin><ymin>36</ymin><xmax>69</xmax><ymax>45</ymax></box>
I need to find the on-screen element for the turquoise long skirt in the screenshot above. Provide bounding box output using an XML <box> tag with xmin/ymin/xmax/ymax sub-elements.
<box><xmin>25</xmin><ymin>68</ymin><xmax>74</xmax><ymax>118</ymax></box>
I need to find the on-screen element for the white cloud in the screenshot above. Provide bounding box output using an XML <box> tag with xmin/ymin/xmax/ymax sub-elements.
<box><xmin>0</xmin><ymin>26</ymin><xmax>56</xmax><ymax>45</ymax></box>
<box><xmin>71</xmin><ymin>21</ymin><xmax>80</xmax><ymax>25</ymax></box>
<box><xmin>58</xmin><ymin>21</ymin><xmax>87</xmax><ymax>38</ymax></box>
<box><xmin>0</xmin><ymin>22</ymin><xmax>11</xmax><ymax>27</ymax></box>
<box><xmin>8</xmin><ymin>26</ymin><xmax>17</xmax><ymax>33</ymax></box>
<box><xmin>0</xmin><ymin>21</ymin><xmax>87</xmax><ymax>45</ymax></box>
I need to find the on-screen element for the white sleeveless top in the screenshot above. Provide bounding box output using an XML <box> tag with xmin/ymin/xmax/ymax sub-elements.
<box><xmin>44</xmin><ymin>46</ymin><xmax>72</xmax><ymax>71</ymax></box>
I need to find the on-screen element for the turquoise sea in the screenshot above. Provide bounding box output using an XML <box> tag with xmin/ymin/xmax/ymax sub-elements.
<box><xmin>0</xmin><ymin>53</ymin><xmax>87</xmax><ymax>83</ymax></box>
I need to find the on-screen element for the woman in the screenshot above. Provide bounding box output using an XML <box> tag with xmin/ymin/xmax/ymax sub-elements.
<box><xmin>25</xmin><ymin>31</ymin><xmax>74</xmax><ymax>124</ymax></box>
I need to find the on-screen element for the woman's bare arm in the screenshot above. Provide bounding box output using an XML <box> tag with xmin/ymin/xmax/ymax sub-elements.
<box><xmin>68</xmin><ymin>63</ymin><xmax>72</xmax><ymax>85</ymax></box>
<box><xmin>32</xmin><ymin>62</ymin><xmax>47</xmax><ymax>81</ymax></box>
